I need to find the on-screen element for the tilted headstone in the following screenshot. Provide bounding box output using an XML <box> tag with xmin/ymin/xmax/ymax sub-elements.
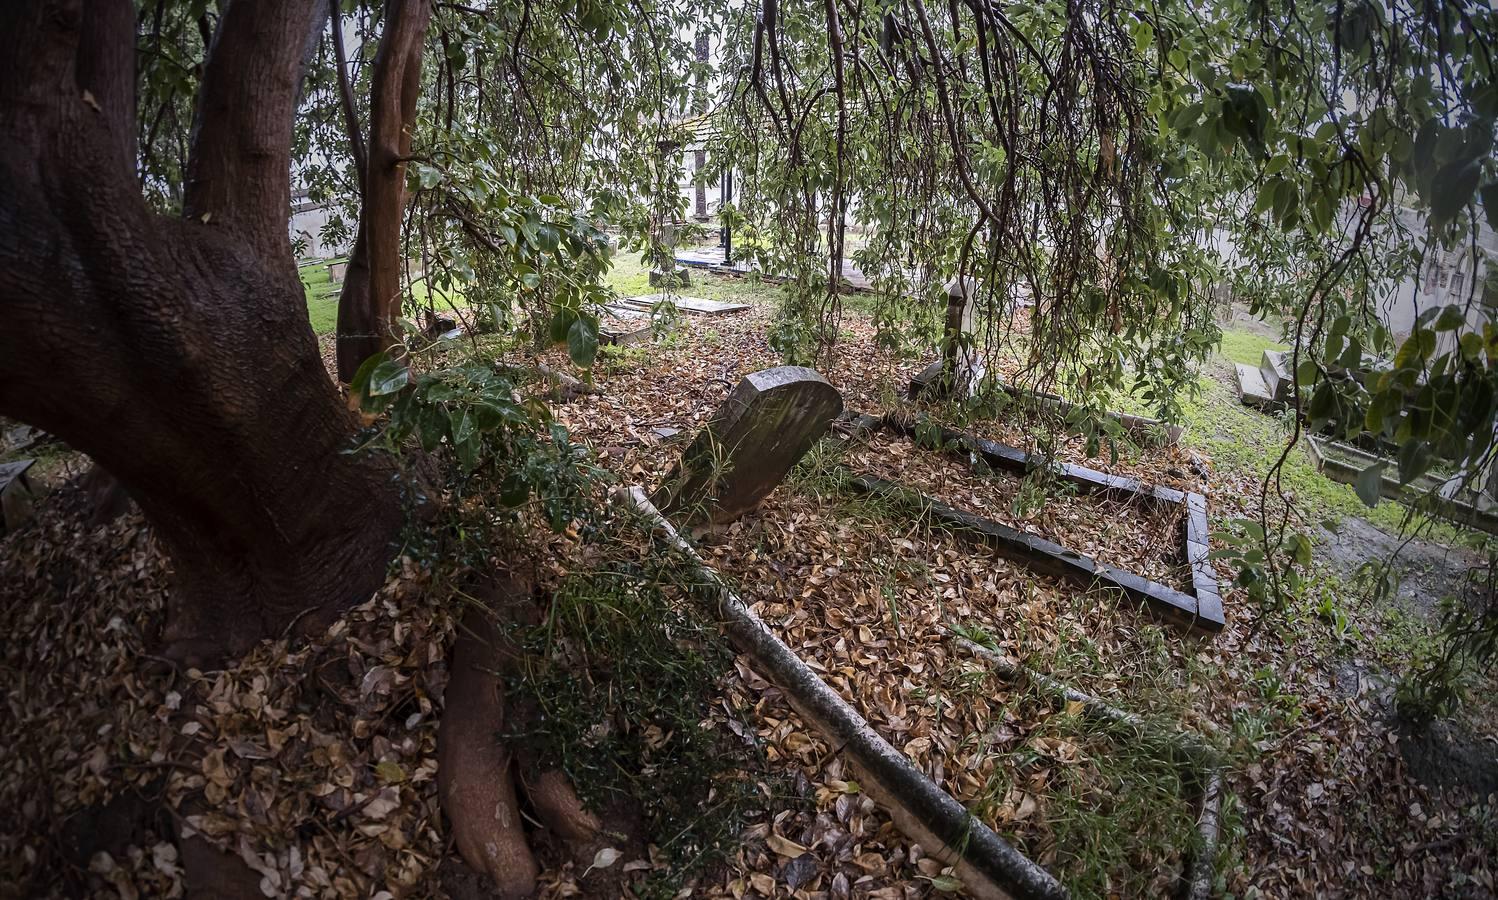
<box><xmin>653</xmin><ymin>367</ymin><xmax>844</xmax><ymax>525</ymax></box>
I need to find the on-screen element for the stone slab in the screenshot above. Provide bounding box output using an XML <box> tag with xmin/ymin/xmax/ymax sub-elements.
<box><xmin>654</xmin><ymin>366</ymin><xmax>844</xmax><ymax>525</ymax></box>
<box><xmin>600</xmin><ymin>324</ymin><xmax>652</xmax><ymax>347</ymax></box>
<box><xmin>1235</xmin><ymin>363</ymin><xmax>1277</xmax><ymax>410</ymax></box>
<box><xmin>603</xmin><ymin>303</ymin><xmax>648</xmax><ymax>320</ymax></box>
<box><xmin>621</xmin><ymin>293</ymin><xmax>751</xmax><ymax>316</ymax></box>
<box><xmin>0</xmin><ymin>458</ymin><xmax>37</xmax><ymax>533</ymax></box>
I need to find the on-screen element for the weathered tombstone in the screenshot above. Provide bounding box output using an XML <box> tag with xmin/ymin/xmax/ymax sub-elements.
<box><xmin>0</xmin><ymin>458</ymin><xmax>37</xmax><ymax>534</ymax></box>
<box><xmin>1259</xmin><ymin>349</ymin><xmax>1292</xmax><ymax>402</ymax></box>
<box><xmin>909</xmin><ymin>276</ymin><xmax>986</xmax><ymax>399</ymax></box>
<box><xmin>653</xmin><ymin>367</ymin><xmax>844</xmax><ymax>525</ymax></box>
<box><xmin>649</xmin><ymin>265</ymin><xmax>693</xmax><ymax>289</ymax></box>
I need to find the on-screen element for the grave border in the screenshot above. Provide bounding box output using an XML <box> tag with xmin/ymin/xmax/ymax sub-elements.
<box><xmin>620</xmin><ymin>486</ymin><xmax>1222</xmax><ymax>899</ymax></box>
<box><xmin>842</xmin><ymin>412</ymin><xmax>1224</xmax><ymax>635</ymax></box>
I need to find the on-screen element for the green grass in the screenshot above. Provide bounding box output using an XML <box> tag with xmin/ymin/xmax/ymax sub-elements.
<box><xmin>1216</xmin><ymin>329</ymin><xmax>1287</xmax><ymax>367</ymax></box>
<box><xmin>299</xmin><ymin>258</ymin><xmax>467</xmax><ymax>337</ymax></box>
<box><xmin>603</xmin><ymin>250</ymin><xmax>785</xmax><ymax>307</ymax></box>
<box><xmin>299</xmin><ymin>259</ymin><xmax>341</xmax><ymax>335</ymax></box>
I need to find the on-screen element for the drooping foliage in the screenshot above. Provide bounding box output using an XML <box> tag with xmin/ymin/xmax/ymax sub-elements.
<box><xmin>129</xmin><ymin>0</ymin><xmax>1498</xmax><ymax>704</ymax></box>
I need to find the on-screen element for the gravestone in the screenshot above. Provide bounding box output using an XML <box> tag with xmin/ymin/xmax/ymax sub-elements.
<box><xmin>649</xmin><ymin>265</ymin><xmax>693</xmax><ymax>289</ymax></box>
<box><xmin>653</xmin><ymin>367</ymin><xmax>844</xmax><ymax>525</ymax></box>
<box><xmin>1259</xmin><ymin>349</ymin><xmax>1292</xmax><ymax>402</ymax></box>
<box><xmin>909</xmin><ymin>276</ymin><xmax>986</xmax><ymax>399</ymax></box>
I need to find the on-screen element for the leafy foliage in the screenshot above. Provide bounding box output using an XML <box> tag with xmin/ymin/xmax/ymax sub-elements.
<box><xmin>506</xmin><ymin>548</ymin><xmax>769</xmax><ymax>897</ymax></box>
<box><xmin>349</xmin><ymin>347</ymin><xmax>597</xmax><ymax>532</ymax></box>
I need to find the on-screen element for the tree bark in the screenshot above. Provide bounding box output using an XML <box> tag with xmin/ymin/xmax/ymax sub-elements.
<box><xmin>336</xmin><ymin>0</ymin><xmax>433</xmax><ymax>383</ymax></box>
<box><xmin>0</xmin><ymin>0</ymin><xmax>408</xmax><ymax>662</ymax></box>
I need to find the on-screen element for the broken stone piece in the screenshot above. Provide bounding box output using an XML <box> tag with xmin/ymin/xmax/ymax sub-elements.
<box><xmin>648</xmin><ymin>266</ymin><xmax>692</xmax><ymax>289</ymax></box>
<box><xmin>0</xmin><ymin>458</ymin><xmax>37</xmax><ymax>534</ymax></box>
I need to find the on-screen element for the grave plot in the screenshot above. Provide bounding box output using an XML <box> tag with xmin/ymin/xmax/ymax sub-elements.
<box><xmin>846</xmin><ymin>429</ymin><xmax>1189</xmax><ymax>588</ymax></box>
<box><xmin>598</xmin><ymin>303</ymin><xmax>652</xmax><ymax>346</ymax></box>
<box><xmin>615</xmin><ymin>366</ymin><xmax>1222</xmax><ymax>897</ymax></box>
<box><xmin>840</xmin><ymin>416</ymin><xmax>1223</xmax><ymax>634</ymax></box>
<box><xmin>679</xmin><ymin>484</ymin><xmax>1222</xmax><ymax>897</ymax></box>
<box><xmin>620</xmin><ymin>292</ymin><xmax>752</xmax><ymax>316</ymax></box>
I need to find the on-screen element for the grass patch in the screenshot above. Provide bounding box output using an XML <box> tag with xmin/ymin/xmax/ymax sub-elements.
<box><xmin>1217</xmin><ymin>329</ymin><xmax>1287</xmax><ymax>367</ymax></box>
<box><xmin>504</xmin><ymin>527</ymin><xmax>773</xmax><ymax>897</ymax></box>
<box><xmin>300</xmin><ymin>259</ymin><xmax>341</xmax><ymax>336</ymax></box>
<box><xmin>604</xmin><ymin>252</ymin><xmax>782</xmax><ymax>308</ymax></box>
<box><xmin>1178</xmin><ymin>359</ymin><xmax>1457</xmax><ymax>540</ymax></box>
<box><xmin>952</xmin><ymin>619</ymin><xmax>1211</xmax><ymax>899</ymax></box>
<box><xmin>299</xmin><ymin>258</ymin><xmax>468</xmax><ymax>337</ymax></box>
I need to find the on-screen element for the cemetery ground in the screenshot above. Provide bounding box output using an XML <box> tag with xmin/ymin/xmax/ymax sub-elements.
<box><xmin>2</xmin><ymin>256</ymin><xmax>1497</xmax><ymax>899</ymax></box>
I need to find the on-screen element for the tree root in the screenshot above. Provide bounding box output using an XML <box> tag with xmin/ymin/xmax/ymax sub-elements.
<box><xmin>437</xmin><ymin>578</ymin><xmax>616</xmax><ymax>897</ymax></box>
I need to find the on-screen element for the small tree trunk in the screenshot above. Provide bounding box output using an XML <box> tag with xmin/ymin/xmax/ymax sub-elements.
<box><xmin>336</xmin><ymin>0</ymin><xmax>433</xmax><ymax>382</ymax></box>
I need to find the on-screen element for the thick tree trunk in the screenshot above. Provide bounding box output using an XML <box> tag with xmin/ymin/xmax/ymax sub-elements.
<box><xmin>0</xmin><ymin>0</ymin><xmax>408</xmax><ymax>662</ymax></box>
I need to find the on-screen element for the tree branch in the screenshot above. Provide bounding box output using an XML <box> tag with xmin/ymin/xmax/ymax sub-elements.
<box><xmin>331</xmin><ymin>0</ymin><xmax>368</xmax><ymax>189</ymax></box>
<box><xmin>75</xmin><ymin>0</ymin><xmax>136</xmax><ymax>178</ymax></box>
<box><xmin>335</xmin><ymin>0</ymin><xmax>433</xmax><ymax>380</ymax></box>
<box><xmin>183</xmin><ymin>0</ymin><xmax>324</xmax><ymax>267</ymax></box>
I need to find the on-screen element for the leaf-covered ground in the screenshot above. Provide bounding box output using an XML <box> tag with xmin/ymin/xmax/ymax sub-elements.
<box><xmin>3</xmin><ymin>258</ymin><xmax>1496</xmax><ymax>898</ymax></box>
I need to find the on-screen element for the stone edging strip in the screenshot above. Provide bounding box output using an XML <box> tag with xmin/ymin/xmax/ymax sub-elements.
<box><xmin>618</xmin><ymin>486</ymin><xmax>1069</xmax><ymax>900</ymax></box>
<box><xmin>853</xmin><ymin>413</ymin><xmax>1225</xmax><ymax>635</ymax></box>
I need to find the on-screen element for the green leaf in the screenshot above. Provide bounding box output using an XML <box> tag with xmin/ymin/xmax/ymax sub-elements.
<box><xmin>1397</xmin><ymin>440</ymin><xmax>1431</xmax><ymax>485</ymax></box>
<box><xmin>348</xmin><ymin>351</ymin><xmax>386</xmax><ymax>399</ymax></box>
<box><xmin>1355</xmin><ymin>462</ymin><xmax>1385</xmax><ymax>507</ymax></box>
<box><xmin>1433</xmin><ymin>305</ymin><xmax>1466</xmax><ymax>331</ymax></box>
<box><xmin>567</xmin><ymin>316</ymin><xmax>599</xmax><ymax>369</ymax></box>
<box><xmin>416</xmin><ymin>404</ymin><xmax>447</xmax><ymax>452</ymax></box>
<box><xmin>499</xmin><ymin>474</ymin><xmax>531</xmax><ymax>507</ymax></box>
<box><xmin>549</xmin><ymin>307</ymin><xmax>578</xmax><ymax>344</ymax></box>
<box><xmin>451</xmin><ymin>408</ymin><xmax>475</xmax><ymax>445</ymax></box>
<box><xmin>536</xmin><ymin>224</ymin><xmax>561</xmax><ymax>253</ymax></box>
<box><xmin>1296</xmin><ymin>359</ymin><xmax>1319</xmax><ymax>386</ymax></box>
<box><xmin>1431</xmin><ymin>159</ymin><xmax>1481</xmax><ymax>227</ymax></box>
<box><xmin>1460</xmin><ymin>331</ymin><xmax>1484</xmax><ymax>361</ymax></box>
<box><xmin>1482</xmin><ymin>182</ymin><xmax>1498</xmax><ymax>232</ymax></box>
<box><xmin>367</xmin><ymin>358</ymin><xmax>410</xmax><ymax>396</ymax></box>
<box><xmin>455</xmin><ymin>434</ymin><xmax>480</xmax><ymax>471</ymax></box>
<box><xmin>416</xmin><ymin>164</ymin><xmax>442</xmax><ymax>190</ymax></box>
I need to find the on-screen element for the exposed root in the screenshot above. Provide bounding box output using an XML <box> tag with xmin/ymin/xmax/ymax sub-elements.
<box><xmin>436</xmin><ymin>578</ymin><xmax>617</xmax><ymax>896</ymax></box>
<box><xmin>522</xmin><ymin>769</ymin><xmax>601</xmax><ymax>845</ymax></box>
<box><xmin>438</xmin><ymin>600</ymin><xmax>540</xmax><ymax>896</ymax></box>
<box><xmin>76</xmin><ymin>463</ymin><xmax>136</xmax><ymax>526</ymax></box>
<box><xmin>176</xmin><ymin>797</ymin><xmax>264</xmax><ymax>900</ymax></box>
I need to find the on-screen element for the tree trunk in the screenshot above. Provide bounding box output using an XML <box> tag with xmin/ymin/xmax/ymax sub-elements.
<box><xmin>0</xmin><ymin>0</ymin><xmax>408</xmax><ymax>662</ymax></box>
<box><xmin>336</xmin><ymin>0</ymin><xmax>433</xmax><ymax>383</ymax></box>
